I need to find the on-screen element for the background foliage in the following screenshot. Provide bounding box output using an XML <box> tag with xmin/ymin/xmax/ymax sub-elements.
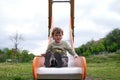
<box><xmin>75</xmin><ymin>28</ymin><xmax>120</xmax><ymax>56</ymax></box>
<box><xmin>0</xmin><ymin>48</ymin><xmax>35</xmax><ymax>63</ymax></box>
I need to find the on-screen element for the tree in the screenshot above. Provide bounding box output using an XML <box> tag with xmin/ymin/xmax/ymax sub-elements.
<box><xmin>21</xmin><ymin>50</ymin><xmax>29</xmax><ymax>62</ymax></box>
<box><xmin>0</xmin><ymin>49</ymin><xmax>5</xmax><ymax>62</ymax></box>
<box><xmin>3</xmin><ymin>48</ymin><xmax>12</xmax><ymax>59</ymax></box>
<box><xmin>75</xmin><ymin>28</ymin><xmax>120</xmax><ymax>56</ymax></box>
<box><xmin>104</xmin><ymin>28</ymin><xmax>120</xmax><ymax>52</ymax></box>
<box><xmin>9</xmin><ymin>32</ymin><xmax>24</xmax><ymax>62</ymax></box>
<box><xmin>10</xmin><ymin>32</ymin><xmax>24</xmax><ymax>51</ymax></box>
<box><xmin>28</xmin><ymin>53</ymin><xmax>35</xmax><ymax>62</ymax></box>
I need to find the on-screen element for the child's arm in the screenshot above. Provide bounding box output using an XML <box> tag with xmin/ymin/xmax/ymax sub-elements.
<box><xmin>64</xmin><ymin>41</ymin><xmax>78</xmax><ymax>57</ymax></box>
<box><xmin>46</xmin><ymin>43</ymin><xmax>52</xmax><ymax>53</ymax></box>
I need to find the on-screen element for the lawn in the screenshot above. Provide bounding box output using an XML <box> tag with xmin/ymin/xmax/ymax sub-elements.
<box><xmin>0</xmin><ymin>63</ymin><xmax>33</xmax><ymax>80</ymax></box>
<box><xmin>86</xmin><ymin>53</ymin><xmax>120</xmax><ymax>80</ymax></box>
<box><xmin>0</xmin><ymin>53</ymin><xmax>120</xmax><ymax>80</ymax></box>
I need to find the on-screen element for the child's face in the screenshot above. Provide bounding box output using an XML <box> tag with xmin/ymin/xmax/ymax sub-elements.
<box><xmin>53</xmin><ymin>32</ymin><xmax>63</xmax><ymax>43</ymax></box>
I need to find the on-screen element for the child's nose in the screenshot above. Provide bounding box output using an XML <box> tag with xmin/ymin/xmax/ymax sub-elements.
<box><xmin>57</xmin><ymin>36</ymin><xmax>60</xmax><ymax>38</ymax></box>
<box><xmin>58</xmin><ymin>36</ymin><xmax>61</xmax><ymax>38</ymax></box>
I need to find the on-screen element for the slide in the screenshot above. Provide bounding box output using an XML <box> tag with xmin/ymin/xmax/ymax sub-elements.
<box><xmin>32</xmin><ymin>25</ymin><xmax>86</xmax><ymax>80</ymax></box>
<box><xmin>32</xmin><ymin>0</ymin><xmax>86</xmax><ymax>79</ymax></box>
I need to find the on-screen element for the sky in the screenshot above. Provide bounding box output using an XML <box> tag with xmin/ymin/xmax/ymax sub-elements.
<box><xmin>0</xmin><ymin>0</ymin><xmax>120</xmax><ymax>55</ymax></box>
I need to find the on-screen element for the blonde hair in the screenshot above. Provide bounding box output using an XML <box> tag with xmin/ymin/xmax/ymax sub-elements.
<box><xmin>52</xmin><ymin>27</ymin><xmax>63</xmax><ymax>37</ymax></box>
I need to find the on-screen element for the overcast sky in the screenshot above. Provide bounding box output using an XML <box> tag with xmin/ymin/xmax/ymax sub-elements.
<box><xmin>0</xmin><ymin>0</ymin><xmax>120</xmax><ymax>55</ymax></box>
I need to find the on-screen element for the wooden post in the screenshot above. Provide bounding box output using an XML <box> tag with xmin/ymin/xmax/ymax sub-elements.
<box><xmin>48</xmin><ymin>0</ymin><xmax>52</xmax><ymax>36</ymax></box>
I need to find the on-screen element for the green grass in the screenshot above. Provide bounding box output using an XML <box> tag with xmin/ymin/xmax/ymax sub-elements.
<box><xmin>0</xmin><ymin>53</ymin><xmax>120</xmax><ymax>80</ymax></box>
<box><xmin>86</xmin><ymin>53</ymin><xmax>120</xmax><ymax>80</ymax></box>
<box><xmin>0</xmin><ymin>63</ymin><xmax>33</xmax><ymax>80</ymax></box>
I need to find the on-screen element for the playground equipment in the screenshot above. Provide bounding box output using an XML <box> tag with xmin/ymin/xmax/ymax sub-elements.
<box><xmin>32</xmin><ymin>0</ymin><xmax>86</xmax><ymax>80</ymax></box>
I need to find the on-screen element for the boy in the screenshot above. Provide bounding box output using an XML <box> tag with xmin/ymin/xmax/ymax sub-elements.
<box><xmin>44</xmin><ymin>27</ymin><xmax>78</xmax><ymax>67</ymax></box>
